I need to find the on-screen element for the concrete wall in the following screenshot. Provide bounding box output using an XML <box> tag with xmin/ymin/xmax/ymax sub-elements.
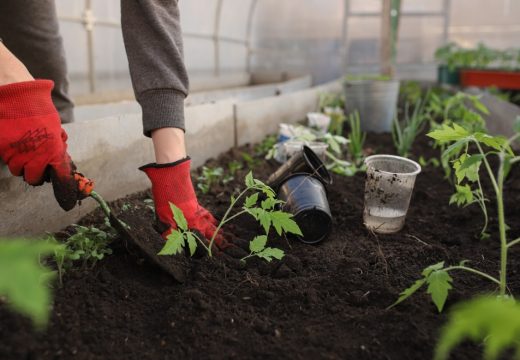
<box><xmin>0</xmin><ymin>77</ymin><xmax>341</xmax><ymax>236</ymax></box>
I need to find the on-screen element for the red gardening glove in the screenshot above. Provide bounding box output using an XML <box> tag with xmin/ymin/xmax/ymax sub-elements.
<box><xmin>140</xmin><ymin>158</ymin><xmax>228</xmax><ymax>249</ymax></box>
<box><xmin>0</xmin><ymin>80</ymin><xmax>92</xmax><ymax>210</ymax></box>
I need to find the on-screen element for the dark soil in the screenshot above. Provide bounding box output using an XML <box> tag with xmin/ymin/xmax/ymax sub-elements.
<box><xmin>3</xmin><ymin>132</ymin><xmax>520</xmax><ymax>360</ymax></box>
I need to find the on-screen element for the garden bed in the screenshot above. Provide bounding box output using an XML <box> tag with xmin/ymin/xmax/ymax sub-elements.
<box><xmin>2</xmin><ymin>131</ymin><xmax>520</xmax><ymax>359</ymax></box>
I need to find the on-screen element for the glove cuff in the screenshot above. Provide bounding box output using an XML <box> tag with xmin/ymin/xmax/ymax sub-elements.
<box><xmin>0</xmin><ymin>80</ymin><xmax>57</xmax><ymax>119</ymax></box>
<box><xmin>138</xmin><ymin>156</ymin><xmax>190</xmax><ymax>171</ymax></box>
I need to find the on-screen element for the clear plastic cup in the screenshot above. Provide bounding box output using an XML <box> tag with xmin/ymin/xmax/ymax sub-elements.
<box><xmin>363</xmin><ymin>155</ymin><xmax>421</xmax><ymax>234</ymax></box>
<box><xmin>307</xmin><ymin>112</ymin><xmax>331</xmax><ymax>134</ymax></box>
<box><xmin>284</xmin><ymin>141</ymin><xmax>328</xmax><ymax>162</ymax></box>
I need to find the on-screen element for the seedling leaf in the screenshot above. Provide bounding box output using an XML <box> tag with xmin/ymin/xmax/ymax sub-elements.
<box><xmin>435</xmin><ymin>297</ymin><xmax>520</xmax><ymax>360</ymax></box>
<box><xmin>159</xmin><ymin>230</ymin><xmax>184</xmax><ymax>255</ymax></box>
<box><xmin>245</xmin><ymin>171</ymin><xmax>254</xmax><ymax>187</ymax></box>
<box><xmin>427</xmin><ymin>123</ymin><xmax>470</xmax><ymax>143</ymax></box>
<box><xmin>250</xmin><ymin>235</ymin><xmax>267</xmax><ymax>253</ymax></box>
<box><xmin>270</xmin><ymin>211</ymin><xmax>302</xmax><ymax>236</ymax></box>
<box><xmin>388</xmin><ymin>278</ymin><xmax>427</xmax><ymax>309</ymax></box>
<box><xmin>244</xmin><ymin>193</ymin><xmax>259</xmax><ymax>208</ymax></box>
<box><xmin>426</xmin><ymin>269</ymin><xmax>453</xmax><ymax>312</ymax></box>
<box><xmin>186</xmin><ymin>232</ymin><xmax>197</xmax><ymax>256</ymax></box>
<box><xmin>169</xmin><ymin>203</ymin><xmax>188</xmax><ymax>231</ymax></box>
<box><xmin>256</xmin><ymin>247</ymin><xmax>285</xmax><ymax>262</ymax></box>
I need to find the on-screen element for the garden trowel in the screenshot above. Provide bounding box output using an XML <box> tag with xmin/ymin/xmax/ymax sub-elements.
<box><xmin>70</xmin><ymin>173</ymin><xmax>189</xmax><ymax>283</ymax></box>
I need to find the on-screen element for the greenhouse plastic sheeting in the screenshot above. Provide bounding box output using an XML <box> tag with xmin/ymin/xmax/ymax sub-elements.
<box><xmin>48</xmin><ymin>0</ymin><xmax>520</xmax><ymax>96</ymax></box>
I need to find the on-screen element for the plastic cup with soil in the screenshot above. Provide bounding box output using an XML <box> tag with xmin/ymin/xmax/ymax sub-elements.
<box><xmin>267</xmin><ymin>145</ymin><xmax>332</xmax><ymax>192</ymax></box>
<box><xmin>307</xmin><ymin>112</ymin><xmax>331</xmax><ymax>135</ymax></box>
<box><xmin>277</xmin><ymin>174</ymin><xmax>332</xmax><ymax>244</ymax></box>
<box><xmin>283</xmin><ymin>141</ymin><xmax>328</xmax><ymax>162</ymax></box>
<box><xmin>363</xmin><ymin>155</ymin><xmax>421</xmax><ymax>234</ymax></box>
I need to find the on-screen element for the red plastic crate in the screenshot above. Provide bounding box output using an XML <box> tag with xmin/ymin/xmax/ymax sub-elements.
<box><xmin>460</xmin><ymin>69</ymin><xmax>520</xmax><ymax>90</ymax></box>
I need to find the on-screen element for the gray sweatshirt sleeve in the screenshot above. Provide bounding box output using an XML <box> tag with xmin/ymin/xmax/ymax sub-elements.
<box><xmin>121</xmin><ymin>0</ymin><xmax>189</xmax><ymax>136</ymax></box>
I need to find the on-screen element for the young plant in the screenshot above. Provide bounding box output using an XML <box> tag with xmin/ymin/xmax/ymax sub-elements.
<box><xmin>241</xmin><ymin>152</ymin><xmax>261</xmax><ymax>169</ymax></box>
<box><xmin>346</xmin><ymin>111</ymin><xmax>366</xmax><ymax>167</ymax></box>
<box><xmin>435</xmin><ymin>296</ymin><xmax>520</xmax><ymax>360</ymax></box>
<box><xmin>159</xmin><ymin>172</ymin><xmax>302</xmax><ymax>259</ymax></box>
<box><xmin>254</xmin><ymin>135</ymin><xmax>277</xmax><ymax>157</ymax></box>
<box><xmin>0</xmin><ymin>238</ymin><xmax>59</xmax><ymax>328</ymax></box>
<box><xmin>390</xmin><ymin>123</ymin><xmax>519</xmax><ymax>312</ymax></box>
<box><xmin>228</xmin><ymin>160</ymin><xmax>243</xmax><ymax>177</ymax></box>
<box><xmin>240</xmin><ymin>235</ymin><xmax>284</xmax><ymax>263</ymax></box>
<box><xmin>197</xmin><ymin>166</ymin><xmax>224</xmax><ymax>194</ymax></box>
<box><xmin>324</xmin><ymin>107</ymin><xmax>347</xmax><ymax>136</ymax></box>
<box><xmin>392</xmin><ymin>97</ymin><xmax>428</xmax><ymax>157</ymax></box>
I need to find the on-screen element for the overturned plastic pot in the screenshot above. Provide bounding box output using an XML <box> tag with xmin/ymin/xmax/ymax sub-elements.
<box><xmin>278</xmin><ymin>174</ymin><xmax>332</xmax><ymax>244</ymax></box>
<box><xmin>267</xmin><ymin>145</ymin><xmax>332</xmax><ymax>192</ymax></box>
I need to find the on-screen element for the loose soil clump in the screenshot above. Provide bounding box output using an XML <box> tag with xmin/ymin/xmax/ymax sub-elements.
<box><xmin>2</xmin><ymin>132</ymin><xmax>520</xmax><ymax>360</ymax></box>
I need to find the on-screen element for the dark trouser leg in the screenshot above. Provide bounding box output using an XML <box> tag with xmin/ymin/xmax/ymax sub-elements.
<box><xmin>0</xmin><ymin>0</ymin><xmax>74</xmax><ymax>123</ymax></box>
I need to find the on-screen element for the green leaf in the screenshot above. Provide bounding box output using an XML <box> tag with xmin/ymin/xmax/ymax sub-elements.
<box><xmin>471</xmin><ymin>98</ymin><xmax>490</xmax><ymax>115</ymax></box>
<box><xmin>169</xmin><ymin>203</ymin><xmax>188</xmax><ymax>231</ymax></box>
<box><xmin>186</xmin><ymin>232</ymin><xmax>197</xmax><ymax>257</ymax></box>
<box><xmin>270</xmin><ymin>211</ymin><xmax>303</xmax><ymax>236</ymax></box>
<box><xmin>256</xmin><ymin>247</ymin><xmax>285</xmax><ymax>262</ymax></box>
<box><xmin>435</xmin><ymin>297</ymin><xmax>520</xmax><ymax>360</ymax></box>
<box><xmin>454</xmin><ymin>154</ymin><xmax>482</xmax><ymax>183</ymax></box>
<box><xmin>261</xmin><ymin>197</ymin><xmax>281</xmax><ymax>210</ymax></box>
<box><xmin>388</xmin><ymin>278</ymin><xmax>427</xmax><ymax>309</ymax></box>
<box><xmin>422</xmin><ymin>261</ymin><xmax>445</xmax><ymax>277</ymax></box>
<box><xmin>249</xmin><ymin>235</ymin><xmax>267</xmax><ymax>253</ymax></box>
<box><xmin>427</xmin><ymin>123</ymin><xmax>470</xmax><ymax>143</ymax></box>
<box><xmin>426</xmin><ymin>269</ymin><xmax>453</xmax><ymax>312</ymax></box>
<box><xmin>245</xmin><ymin>171</ymin><xmax>255</xmax><ymax>188</ymax></box>
<box><xmin>449</xmin><ymin>184</ymin><xmax>474</xmax><ymax>206</ymax></box>
<box><xmin>244</xmin><ymin>193</ymin><xmax>259</xmax><ymax>208</ymax></box>
<box><xmin>158</xmin><ymin>231</ymin><xmax>184</xmax><ymax>255</ymax></box>
<box><xmin>257</xmin><ymin>209</ymin><xmax>272</xmax><ymax>234</ymax></box>
<box><xmin>0</xmin><ymin>239</ymin><xmax>59</xmax><ymax>328</ymax></box>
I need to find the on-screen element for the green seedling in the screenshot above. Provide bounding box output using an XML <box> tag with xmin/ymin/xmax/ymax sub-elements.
<box><xmin>390</xmin><ymin>123</ymin><xmax>519</xmax><ymax>313</ymax></box>
<box><xmin>435</xmin><ymin>296</ymin><xmax>520</xmax><ymax>360</ymax></box>
<box><xmin>228</xmin><ymin>160</ymin><xmax>243</xmax><ymax>177</ymax></box>
<box><xmin>0</xmin><ymin>238</ymin><xmax>59</xmax><ymax>328</ymax></box>
<box><xmin>197</xmin><ymin>166</ymin><xmax>224</xmax><ymax>194</ymax></box>
<box><xmin>326</xmin><ymin>108</ymin><xmax>347</xmax><ymax>136</ymax></box>
<box><xmin>45</xmin><ymin>224</ymin><xmax>114</xmax><ymax>286</ymax></box>
<box><xmin>240</xmin><ymin>235</ymin><xmax>284</xmax><ymax>263</ymax></box>
<box><xmin>418</xmin><ymin>156</ymin><xmax>440</xmax><ymax>168</ymax></box>
<box><xmin>241</xmin><ymin>152</ymin><xmax>261</xmax><ymax>169</ymax></box>
<box><xmin>392</xmin><ymin>97</ymin><xmax>428</xmax><ymax>157</ymax></box>
<box><xmin>159</xmin><ymin>172</ymin><xmax>302</xmax><ymax>259</ymax></box>
<box><xmin>254</xmin><ymin>135</ymin><xmax>277</xmax><ymax>157</ymax></box>
<box><xmin>346</xmin><ymin>111</ymin><xmax>366</xmax><ymax>167</ymax></box>
<box><xmin>399</xmin><ymin>81</ymin><xmax>422</xmax><ymax>105</ymax></box>
<box><xmin>319</xmin><ymin>92</ymin><xmax>345</xmax><ymax>111</ymax></box>
<box><xmin>426</xmin><ymin>91</ymin><xmax>489</xmax><ymax>182</ymax></box>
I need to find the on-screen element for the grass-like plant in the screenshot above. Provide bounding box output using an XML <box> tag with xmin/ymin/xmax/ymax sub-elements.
<box><xmin>392</xmin><ymin>98</ymin><xmax>428</xmax><ymax>157</ymax></box>
<box><xmin>390</xmin><ymin>123</ymin><xmax>519</xmax><ymax>312</ymax></box>
<box><xmin>346</xmin><ymin>111</ymin><xmax>366</xmax><ymax>167</ymax></box>
<box><xmin>159</xmin><ymin>172</ymin><xmax>302</xmax><ymax>260</ymax></box>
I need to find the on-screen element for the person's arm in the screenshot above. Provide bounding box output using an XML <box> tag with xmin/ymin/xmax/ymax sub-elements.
<box><xmin>121</xmin><ymin>0</ymin><xmax>189</xmax><ymax>139</ymax></box>
<box><xmin>0</xmin><ymin>42</ymin><xmax>92</xmax><ymax>211</ymax></box>
<box><xmin>121</xmin><ymin>1</ymin><xmax>227</xmax><ymax>247</ymax></box>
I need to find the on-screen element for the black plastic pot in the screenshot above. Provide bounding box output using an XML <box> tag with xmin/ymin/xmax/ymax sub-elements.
<box><xmin>267</xmin><ymin>145</ymin><xmax>332</xmax><ymax>192</ymax></box>
<box><xmin>278</xmin><ymin>174</ymin><xmax>332</xmax><ymax>244</ymax></box>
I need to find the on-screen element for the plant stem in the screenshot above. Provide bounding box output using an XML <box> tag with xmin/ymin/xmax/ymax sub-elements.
<box><xmin>496</xmin><ymin>152</ymin><xmax>508</xmax><ymax>296</ymax></box>
<box><xmin>208</xmin><ymin>188</ymin><xmax>250</xmax><ymax>257</ymax></box>
<box><xmin>475</xmin><ymin>178</ymin><xmax>489</xmax><ymax>237</ymax></box>
<box><xmin>507</xmin><ymin>237</ymin><xmax>520</xmax><ymax>248</ymax></box>
<box><xmin>444</xmin><ymin>265</ymin><xmax>501</xmax><ymax>286</ymax></box>
<box><xmin>475</xmin><ymin>140</ymin><xmax>507</xmax><ymax>295</ymax></box>
<box><xmin>222</xmin><ymin>210</ymin><xmax>248</xmax><ymax>225</ymax></box>
<box><xmin>90</xmin><ymin>191</ymin><xmax>112</xmax><ymax>219</ymax></box>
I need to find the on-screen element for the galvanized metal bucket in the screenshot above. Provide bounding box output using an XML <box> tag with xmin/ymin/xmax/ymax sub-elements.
<box><xmin>343</xmin><ymin>80</ymin><xmax>400</xmax><ymax>133</ymax></box>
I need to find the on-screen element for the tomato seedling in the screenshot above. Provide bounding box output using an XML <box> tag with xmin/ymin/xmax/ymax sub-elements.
<box><xmin>159</xmin><ymin>172</ymin><xmax>302</xmax><ymax>260</ymax></box>
<box><xmin>391</xmin><ymin>122</ymin><xmax>520</xmax><ymax>312</ymax></box>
